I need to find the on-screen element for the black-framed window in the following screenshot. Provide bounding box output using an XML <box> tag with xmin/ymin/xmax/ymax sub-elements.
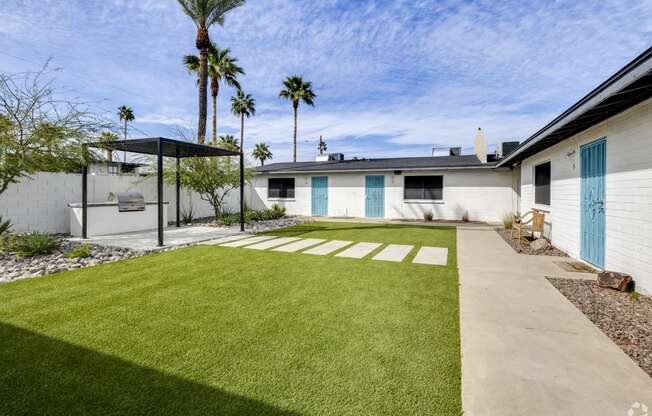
<box><xmin>404</xmin><ymin>176</ymin><xmax>443</xmax><ymax>200</ymax></box>
<box><xmin>534</xmin><ymin>162</ymin><xmax>551</xmax><ymax>206</ymax></box>
<box><xmin>268</xmin><ymin>178</ymin><xmax>295</xmax><ymax>198</ymax></box>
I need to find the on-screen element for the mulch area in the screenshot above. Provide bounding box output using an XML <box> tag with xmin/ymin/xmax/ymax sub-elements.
<box><xmin>495</xmin><ymin>228</ymin><xmax>568</xmax><ymax>257</ymax></box>
<box><xmin>547</xmin><ymin>278</ymin><xmax>652</xmax><ymax>377</ymax></box>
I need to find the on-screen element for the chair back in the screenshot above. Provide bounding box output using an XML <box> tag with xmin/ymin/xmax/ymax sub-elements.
<box><xmin>532</xmin><ymin>210</ymin><xmax>545</xmax><ymax>232</ymax></box>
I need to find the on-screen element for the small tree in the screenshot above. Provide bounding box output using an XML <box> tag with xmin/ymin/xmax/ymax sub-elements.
<box><xmin>0</xmin><ymin>64</ymin><xmax>103</xmax><ymax>197</ymax></box>
<box><xmin>166</xmin><ymin>156</ymin><xmax>252</xmax><ymax>220</ymax></box>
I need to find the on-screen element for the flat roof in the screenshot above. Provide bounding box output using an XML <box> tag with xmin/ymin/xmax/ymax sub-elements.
<box><xmin>498</xmin><ymin>47</ymin><xmax>652</xmax><ymax>167</ymax></box>
<box><xmin>256</xmin><ymin>155</ymin><xmax>499</xmax><ymax>174</ymax></box>
<box><xmin>87</xmin><ymin>137</ymin><xmax>239</xmax><ymax>158</ymax></box>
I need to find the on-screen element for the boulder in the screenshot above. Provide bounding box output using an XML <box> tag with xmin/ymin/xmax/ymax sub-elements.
<box><xmin>597</xmin><ymin>271</ymin><xmax>632</xmax><ymax>291</ymax></box>
<box><xmin>530</xmin><ymin>237</ymin><xmax>550</xmax><ymax>252</ymax></box>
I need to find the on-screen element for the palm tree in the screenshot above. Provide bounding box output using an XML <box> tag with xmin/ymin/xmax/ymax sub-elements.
<box><xmin>231</xmin><ymin>89</ymin><xmax>255</xmax><ymax>154</ymax></box>
<box><xmin>177</xmin><ymin>0</ymin><xmax>245</xmax><ymax>144</ymax></box>
<box><xmin>252</xmin><ymin>142</ymin><xmax>272</xmax><ymax>166</ymax></box>
<box><xmin>183</xmin><ymin>45</ymin><xmax>244</xmax><ymax>144</ymax></box>
<box><xmin>279</xmin><ymin>75</ymin><xmax>316</xmax><ymax>162</ymax></box>
<box><xmin>218</xmin><ymin>134</ymin><xmax>240</xmax><ymax>152</ymax></box>
<box><xmin>117</xmin><ymin>105</ymin><xmax>134</xmax><ymax>162</ymax></box>
<box><xmin>231</xmin><ymin>89</ymin><xmax>255</xmax><ymax>232</ymax></box>
<box><xmin>99</xmin><ymin>131</ymin><xmax>119</xmax><ymax>162</ymax></box>
<box><xmin>318</xmin><ymin>135</ymin><xmax>327</xmax><ymax>155</ymax></box>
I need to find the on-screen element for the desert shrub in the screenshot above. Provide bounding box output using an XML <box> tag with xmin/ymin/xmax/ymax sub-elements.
<box><xmin>66</xmin><ymin>243</ymin><xmax>91</xmax><ymax>258</ymax></box>
<box><xmin>219</xmin><ymin>206</ymin><xmax>286</xmax><ymax>225</ymax></box>
<box><xmin>271</xmin><ymin>203</ymin><xmax>286</xmax><ymax>218</ymax></box>
<box><xmin>502</xmin><ymin>213</ymin><xmax>514</xmax><ymax>229</ymax></box>
<box><xmin>9</xmin><ymin>232</ymin><xmax>61</xmax><ymax>257</ymax></box>
<box><xmin>462</xmin><ymin>210</ymin><xmax>470</xmax><ymax>222</ymax></box>
<box><xmin>0</xmin><ymin>216</ymin><xmax>11</xmax><ymax>236</ymax></box>
<box><xmin>181</xmin><ymin>205</ymin><xmax>196</xmax><ymax>224</ymax></box>
<box><xmin>423</xmin><ymin>211</ymin><xmax>434</xmax><ymax>222</ymax></box>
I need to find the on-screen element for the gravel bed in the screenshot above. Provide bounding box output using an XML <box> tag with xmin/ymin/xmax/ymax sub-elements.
<box><xmin>547</xmin><ymin>277</ymin><xmax>652</xmax><ymax>377</ymax></box>
<box><xmin>496</xmin><ymin>228</ymin><xmax>568</xmax><ymax>256</ymax></box>
<box><xmin>0</xmin><ymin>218</ymin><xmax>305</xmax><ymax>284</ymax></box>
<box><xmin>0</xmin><ymin>241</ymin><xmax>143</xmax><ymax>283</ymax></box>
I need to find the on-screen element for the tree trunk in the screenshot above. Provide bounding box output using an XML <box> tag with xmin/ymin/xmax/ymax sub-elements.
<box><xmin>213</xmin><ymin>204</ymin><xmax>220</xmax><ymax>221</ymax></box>
<box><xmin>240</xmin><ymin>114</ymin><xmax>245</xmax><ymax>153</ymax></box>
<box><xmin>211</xmin><ymin>77</ymin><xmax>219</xmax><ymax>145</ymax></box>
<box><xmin>239</xmin><ymin>114</ymin><xmax>245</xmax><ymax>232</ymax></box>
<box><xmin>293</xmin><ymin>103</ymin><xmax>298</xmax><ymax>162</ymax></box>
<box><xmin>123</xmin><ymin>120</ymin><xmax>127</xmax><ymax>162</ymax></box>
<box><xmin>107</xmin><ymin>150</ymin><xmax>112</xmax><ymax>162</ymax></box>
<box><xmin>196</xmin><ymin>26</ymin><xmax>210</xmax><ymax>144</ymax></box>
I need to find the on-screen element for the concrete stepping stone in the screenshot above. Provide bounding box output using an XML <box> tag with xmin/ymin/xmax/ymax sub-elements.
<box><xmin>335</xmin><ymin>242</ymin><xmax>382</xmax><ymax>259</ymax></box>
<box><xmin>272</xmin><ymin>238</ymin><xmax>326</xmax><ymax>253</ymax></box>
<box><xmin>304</xmin><ymin>240</ymin><xmax>353</xmax><ymax>255</ymax></box>
<box><xmin>200</xmin><ymin>234</ymin><xmax>252</xmax><ymax>245</ymax></box>
<box><xmin>245</xmin><ymin>237</ymin><xmax>300</xmax><ymax>250</ymax></box>
<box><xmin>221</xmin><ymin>235</ymin><xmax>277</xmax><ymax>247</ymax></box>
<box><xmin>372</xmin><ymin>244</ymin><xmax>413</xmax><ymax>262</ymax></box>
<box><xmin>412</xmin><ymin>246</ymin><xmax>448</xmax><ymax>265</ymax></box>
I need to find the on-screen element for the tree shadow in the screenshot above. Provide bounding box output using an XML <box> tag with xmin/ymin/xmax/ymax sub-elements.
<box><xmin>0</xmin><ymin>322</ymin><xmax>301</xmax><ymax>416</ymax></box>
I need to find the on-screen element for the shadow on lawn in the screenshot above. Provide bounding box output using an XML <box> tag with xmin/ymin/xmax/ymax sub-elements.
<box><xmin>0</xmin><ymin>322</ymin><xmax>301</xmax><ymax>416</ymax></box>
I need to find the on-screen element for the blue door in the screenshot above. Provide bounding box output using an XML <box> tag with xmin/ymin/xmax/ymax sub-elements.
<box><xmin>365</xmin><ymin>176</ymin><xmax>385</xmax><ymax>217</ymax></box>
<box><xmin>580</xmin><ymin>138</ymin><xmax>606</xmax><ymax>268</ymax></box>
<box><xmin>311</xmin><ymin>176</ymin><xmax>328</xmax><ymax>216</ymax></box>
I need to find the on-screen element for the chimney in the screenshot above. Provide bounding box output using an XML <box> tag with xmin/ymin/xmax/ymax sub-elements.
<box><xmin>474</xmin><ymin>127</ymin><xmax>487</xmax><ymax>163</ymax></box>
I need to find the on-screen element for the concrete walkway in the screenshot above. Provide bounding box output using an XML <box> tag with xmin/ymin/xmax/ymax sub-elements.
<box><xmin>458</xmin><ymin>225</ymin><xmax>652</xmax><ymax>415</ymax></box>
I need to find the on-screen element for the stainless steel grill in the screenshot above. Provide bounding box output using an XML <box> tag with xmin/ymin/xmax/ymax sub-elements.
<box><xmin>117</xmin><ymin>192</ymin><xmax>145</xmax><ymax>212</ymax></box>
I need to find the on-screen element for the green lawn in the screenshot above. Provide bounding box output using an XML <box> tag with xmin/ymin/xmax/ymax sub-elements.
<box><xmin>0</xmin><ymin>222</ymin><xmax>461</xmax><ymax>415</ymax></box>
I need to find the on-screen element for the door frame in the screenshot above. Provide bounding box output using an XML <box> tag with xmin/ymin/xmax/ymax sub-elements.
<box><xmin>580</xmin><ymin>137</ymin><xmax>606</xmax><ymax>268</ymax></box>
<box><xmin>364</xmin><ymin>175</ymin><xmax>385</xmax><ymax>218</ymax></box>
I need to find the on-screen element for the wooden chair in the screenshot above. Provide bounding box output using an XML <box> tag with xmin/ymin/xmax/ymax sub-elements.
<box><xmin>511</xmin><ymin>209</ymin><xmax>545</xmax><ymax>248</ymax></box>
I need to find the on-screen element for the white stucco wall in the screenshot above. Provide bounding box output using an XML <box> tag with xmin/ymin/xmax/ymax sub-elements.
<box><xmin>520</xmin><ymin>97</ymin><xmax>652</xmax><ymax>293</ymax></box>
<box><xmin>0</xmin><ymin>172</ymin><xmax>241</xmax><ymax>234</ymax></box>
<box><xmin>251</xmin><ymin>168</ymin><xmax>515</xmax><ymax>222</ymax></box>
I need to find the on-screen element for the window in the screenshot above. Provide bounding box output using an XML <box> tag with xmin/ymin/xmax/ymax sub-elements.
<box><xmin>404</xmin><ymin>176</ymin><xmax>443</xmax><ymax>200</ymax></box>
<box><xmin>534</xmin><ymin>162</ymin><xmax>551</xmax><ymax>206</ymax></box>
<box><xmin>268</xmin><ymin>178</ymin><xmax>295</xmax><ymax>199</ymax></box>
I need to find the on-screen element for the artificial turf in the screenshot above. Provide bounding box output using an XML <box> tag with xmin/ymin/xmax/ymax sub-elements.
<box><xmin>0</xmin><ymin>222</ymin><xmax>461</xmax><ymax>415</ymax></box>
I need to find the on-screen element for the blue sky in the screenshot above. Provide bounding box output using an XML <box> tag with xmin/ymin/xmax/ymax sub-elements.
<box><xmin>1</xmin><ymin>0</ymin><xmax>651</xmax><ymax>163</ymax></box>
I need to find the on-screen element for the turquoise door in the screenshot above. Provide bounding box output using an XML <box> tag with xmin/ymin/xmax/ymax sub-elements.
<box><xmin>580</xmin><ymin>138</ymin><xmax>606</xmax><ymax>268</ymax></box>
<box><xmin>365</xmin><ymin>176</ymin><xmax>385</xmax><ymax>217</ymax></box>
<box><xmin>311</xmin><ymin>176</ymin><xmax>328</xmax><ymax>216</ymax></box>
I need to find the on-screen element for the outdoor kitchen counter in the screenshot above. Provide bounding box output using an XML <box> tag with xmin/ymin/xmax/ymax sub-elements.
<box><xmin>68</xmin><ymin>201</ymin><xmax>169</xmax><ymax>237</ymax></box>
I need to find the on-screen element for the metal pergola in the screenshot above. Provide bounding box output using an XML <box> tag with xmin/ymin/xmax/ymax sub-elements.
<box><xmin>82</xmin><ymin>137</ymin><xmax>241</xmax><ymax>246</ymax></box>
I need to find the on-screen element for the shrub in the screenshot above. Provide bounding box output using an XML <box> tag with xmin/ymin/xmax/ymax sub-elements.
<box><xmin>462</xmin><ymin>210</ymin><xmax>470</xmax><ymax>222</ymax></box>
<box><xmin>9</xmin><ymin>232</ymin><xmax>61</xmax><ymax>257</ymax></box>
<box><xmin>271</xmin><ymin>203</ymin><xmax>286</xmax><ymax>218</ymax></box>
<box><xmin>502</xmin><ymin>213</ymin><xmax>514</xmax><ymax>230</ymax></box>
<box><xmin>423</xmin><ymin>211</ymin><xmax>434</xmax><ymax>222</ymax></box>
<box><xmin>66</xmin><ymin>243</ymin><xmax>91</xmax><ymax>259</ymax></box>
<box><xmin>181</xmin><ymin>205</ymin><xmax>196</xmax><ymax>224</ymax></box>
<box><xmin>0</xmin><ymin>216</ymin><xmax>11</xmax><ymax>236</ymax></box>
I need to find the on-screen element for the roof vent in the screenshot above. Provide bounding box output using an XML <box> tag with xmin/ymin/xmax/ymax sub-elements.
<box><xmin>449</xmin><ymin>147</ymin><xmax>461</xmax><ymax>156</ymax></box>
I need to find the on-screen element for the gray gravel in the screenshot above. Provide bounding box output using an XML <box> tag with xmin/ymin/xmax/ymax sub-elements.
<box><xmin>548</xmin><ymin>277</ymin><xmax>652</xmax><ymax>377</ymax></box>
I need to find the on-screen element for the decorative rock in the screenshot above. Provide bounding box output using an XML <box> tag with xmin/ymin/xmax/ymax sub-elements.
<box><xmin>529</xmin><ymin>237</ymin><xmax>550</xmax><ymax>252</ymax></box>
<box><xmin>597</xmin><ymin>271</ymin><xmax>633</xmax><ymax>292</ymax></box>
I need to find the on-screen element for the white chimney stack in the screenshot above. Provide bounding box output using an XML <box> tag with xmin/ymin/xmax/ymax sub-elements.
<box><xmin>474</xmin><ymin>127</ymin><xmax>487</xmax><ymax>163</ymax></box>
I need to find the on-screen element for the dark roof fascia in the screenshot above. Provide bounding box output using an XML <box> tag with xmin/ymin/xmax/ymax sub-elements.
<box><xmin>87</xmin><ymin>137</ymin><xmax>239</xmax><ymax>158</ymax></box>
<box><xmin>255</xmin><ymin>164</ymin><xmax>503</xmax><ymax>175</ymax></box>
<box><xmin>498</xmin><ymin>47</ymin><xmax>652</xmax><ymax>167</ymax></box>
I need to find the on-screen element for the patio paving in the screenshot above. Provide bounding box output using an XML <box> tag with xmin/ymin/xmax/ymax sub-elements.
<box><xmin>68</xmin><ymin>226</ymin><xmax>246</xmax><ymax>250</ymax></box>
<box><xmin>335</xmin><ymin>242</ymin><xmax>382</xmax><ymax>259</ymax></box>
<box><xmin>303</xmin><ymin>240</ymin><xmax>354</xmax><ymax>255</ymax></box>
<box><xmin>372</xmin><ymin>244</ymin><xmax>413</xmax><ymax>262</ymax></box>
<box><xmin>458</xmin><ymin>224</ymin><xmax>652</xmax><ymax>415</ymax></box>
<box><xmin>244</xmin><ymin>237</ymin><xmax>300</xmax><ymax>250</ymax></box>
<box><xmin>272</xmin><ymin>238</ymin><xmax>326</xmax><ymax>252</ymax></box>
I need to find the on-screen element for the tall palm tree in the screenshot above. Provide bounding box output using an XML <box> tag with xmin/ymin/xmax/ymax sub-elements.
<box><xmin>231</xmin><ymin>89</ymin><xmax>255</xmax><ymax>232</ymax></box>
<box><xmin>217</xmin><ymin>134</ymin><xmax>240</xmax><ymax>152</ymax></box>
<box><xmin>99</xmin><ymin>131</ymin><xmax>119</xmax><ymax>162</ymax></box>
<box><xmin>252</xmin><ymin>142</ymin><xmax>272</xmax><ymax>166</ymax></box>
<box><xmin>117</xmin><ymin>105</ymin><xmax>134</xmax><ymax>162</ymax></box>
<box><xmin>279</xmin><ymin>75</ymin><xmax>316</xmax><ymax>162</ymax></box>
<box><xmin>183</xmin><ymin>45</ymin><xmax>244</xmax><ymax>144</ymax></box>
<box><xmin>176</xmin><ymin>0</ymin><xmax>245</xmax><ymax>144</ymax></box>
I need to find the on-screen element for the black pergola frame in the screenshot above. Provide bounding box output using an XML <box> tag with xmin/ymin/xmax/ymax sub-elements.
<box><xmin>82</xmin><ymin>137</ymin><xmax>241</xmax><ymax>246</ymax></box>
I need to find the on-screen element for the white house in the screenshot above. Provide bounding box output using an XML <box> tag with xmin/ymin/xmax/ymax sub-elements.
<box><xmin>253</xmin><ymin>47</ymin><xmax>652</xmax><ymax>293</ymax></box>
